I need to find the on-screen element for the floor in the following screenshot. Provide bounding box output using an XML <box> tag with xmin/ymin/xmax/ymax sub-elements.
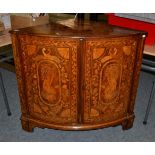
<box><xmin>0</xmin><ymin>68</ymin><xmax>155</xmax><ymax>142</ymax></box>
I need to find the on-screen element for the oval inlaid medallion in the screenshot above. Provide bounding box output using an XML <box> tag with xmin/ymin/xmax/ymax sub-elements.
<box><xmin>38</xmin><ymin>61</ymin><xmax>61</xmax><ymax>105</ymax></box>
<box><xmin>99</xmin><ymin>61</ymin><xmax>121</xmax><ymax>103</ymax></box>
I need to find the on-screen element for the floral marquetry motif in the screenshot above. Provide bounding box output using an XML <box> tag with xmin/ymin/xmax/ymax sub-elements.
<box><xmin>18</xmin><ymin>35</ymin><xmax>79</xmax><ymax>124</ymax></box>
<box><xmin>83</xmin><ymin>38</ymin><xmax>138</xmax><ymax>123</ymax></box>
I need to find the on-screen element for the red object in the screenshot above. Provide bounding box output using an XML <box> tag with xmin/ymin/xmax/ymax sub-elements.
<box><xmin>108</xmin><ymin>13</ymin><xmax>155</xmax><ymax>45</ymax></box>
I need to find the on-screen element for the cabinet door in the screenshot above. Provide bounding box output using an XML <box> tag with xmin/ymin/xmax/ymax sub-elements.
<box><xmin>83</xmin><ymin>37</ymin><xmax>138</xmax><ymax>123</ymax></box>
<box><xmin>18</xmin><ymin>35</ymin><xmax>79</xmax><ymax>124</ymax></box>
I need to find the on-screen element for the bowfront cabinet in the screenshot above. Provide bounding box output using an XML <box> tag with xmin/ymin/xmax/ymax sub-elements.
<box><xmin>10</xmin><ymin>21</ymin><xmax>147</xmax><ymax>132</ymax></box>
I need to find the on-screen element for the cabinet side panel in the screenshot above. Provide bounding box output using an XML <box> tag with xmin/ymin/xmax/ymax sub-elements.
<box><xmin>11</xmin><ymin>34</ymin><xmax>29</xmax><ymax>116</ymax></box>
<box><xmin>128</xmin><ymin>36</ymin><xmax>146</xmax><ymax>114</ymax></box>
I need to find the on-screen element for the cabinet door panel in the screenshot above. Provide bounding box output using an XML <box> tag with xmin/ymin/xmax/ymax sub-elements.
<box><xmin>83</xmin><ymin>37</ymin><xmax>138</xmax><ymax>123</ymax></box>
<box><xmin>18</xmin><ymin>35</ymin><xmax>79</xmax><ymax>124</ymax></box>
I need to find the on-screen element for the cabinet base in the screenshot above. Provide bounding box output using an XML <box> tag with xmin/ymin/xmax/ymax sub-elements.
<box><xmin>122</xmin><ymin>115</ymin><xmax>135</xmax><ymax>130</ymax></box>
<box><xmin>122</xmin><ymin>118</ymin><xmax>134</xmax><ymax>130</ymax></box>
<box><xmin>21</xmin><ymin>114</ymin><xmax>135</xmax><ymax>132</ymax></box>
<box><xmin>21</xmin><ymin>119</ymin><xmax>34</xmax><ymax>133</ymax></box>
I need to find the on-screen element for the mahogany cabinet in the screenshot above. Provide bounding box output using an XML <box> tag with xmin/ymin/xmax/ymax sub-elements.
<box><xmin>10</xmin><ymin>21</ymin><xmax>147</xmax><ymax>132</ymax></box>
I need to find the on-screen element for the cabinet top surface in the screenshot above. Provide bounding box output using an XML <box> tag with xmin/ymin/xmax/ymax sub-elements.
<box><xmin>10</xmin><ymin>20</ymin><xmax>147</xmax><ymax>38</ymax></box>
